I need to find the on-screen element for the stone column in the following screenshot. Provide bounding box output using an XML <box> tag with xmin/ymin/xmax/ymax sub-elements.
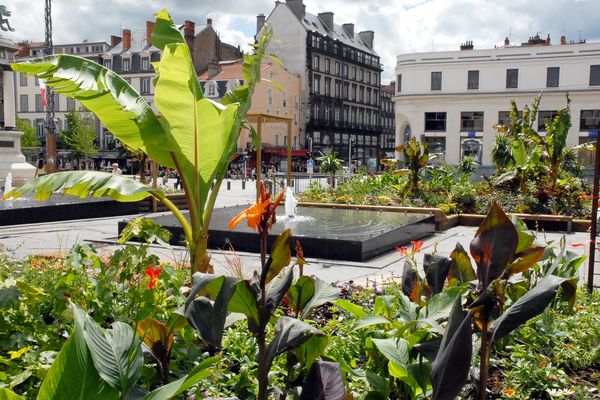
<box><xmin>3</xmin><ymin>70</ymin><xmax>15</xmax><ymax>128</ymax></box>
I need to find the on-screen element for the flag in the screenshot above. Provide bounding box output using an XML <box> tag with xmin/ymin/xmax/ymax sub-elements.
<box><xmin>40</xmin><ymin>80</ymin><xmax>47</xmax><ymax>108</ymax></box>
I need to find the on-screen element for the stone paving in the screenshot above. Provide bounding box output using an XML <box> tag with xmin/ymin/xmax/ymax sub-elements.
<box><xmin>0</xmin><ymin>178</ymin><xmax>598</xmax><ymax>287</ymax></box>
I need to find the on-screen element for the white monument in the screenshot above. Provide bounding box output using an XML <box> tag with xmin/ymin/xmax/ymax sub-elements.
<box><xmin>0</xmin><ymin>10</ymin><xmax>36</xmax><ymax>189</ymax></box>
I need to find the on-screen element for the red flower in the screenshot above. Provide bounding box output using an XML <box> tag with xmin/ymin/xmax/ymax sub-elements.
<box><xmin>569</xmin><ymin>242</ymin><xmax>585</xmax><ymax>247</ymax></box>
<box><xmin>396</xmin><ymin>246</ymin><xmax>409</xmax><ymax>256</ymax></box>
<box><xmin>145</xmin><ymin>264</ymin><xmax>162</xmax><ymax>289</ymax></box>
<box><xmin>411</xmin><ymin>240</ymin><xmax>424</xmax><ymax>254</ymax></box>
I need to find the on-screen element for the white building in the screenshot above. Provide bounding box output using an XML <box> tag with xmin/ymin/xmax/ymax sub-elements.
<box><xmin>394</xmin><ymin>35</ymin><xmax>600</xmax><ymax>167</ymax></box>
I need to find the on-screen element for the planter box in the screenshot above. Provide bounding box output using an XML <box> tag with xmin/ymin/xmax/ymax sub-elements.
<box><xmin>139</xmin><ymin>193</ymin><xmax>187</xmax><ymax>212</ymax></box>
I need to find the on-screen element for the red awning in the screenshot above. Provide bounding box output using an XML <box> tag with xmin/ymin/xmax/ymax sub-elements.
<box><xmin>230</xmin><ymin>153</ymin><xmax>242</xmax><ymax>162</ymax></box>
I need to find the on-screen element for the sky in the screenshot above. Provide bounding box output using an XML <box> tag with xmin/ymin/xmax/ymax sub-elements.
<box><xmin>5</xmin><ymin>0</ymin><xmax>600</xmax><ymax>82</ymax></box>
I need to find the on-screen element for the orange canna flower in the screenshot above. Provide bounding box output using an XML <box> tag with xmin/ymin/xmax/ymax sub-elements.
<box><xmin>228</xmin><ymin>181</ymin><xmax>284</xmax><ymax>234</ymax></box>
<box><xmin>411</xmin><ymin>240</ymin><xmax>424</xmax><ymax>253</ymax></box>
<box><xmin>503</xmin><ymin>388</ymin><xmax>516</xmax><ymax>396</ymax></box>
<box><xmin>145</xmin><ymin>264</ymin><xmax>162</xmax><ymax>289</ymax></box>
<box><xmin>396</xmin><ymin>246</ymin><xmax>409</xmax><ymax>256</ymax></box>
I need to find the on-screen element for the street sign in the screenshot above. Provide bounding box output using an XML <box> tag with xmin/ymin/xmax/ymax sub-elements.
<box><xmin>589</xmin><ymin>130</ymin><xmax>598</xmax><ymax>138</ymax></box>
<box><xmin>468</xmin><ymin>131</ymin><xmax>476</xmax><ymax>138</ymax></box>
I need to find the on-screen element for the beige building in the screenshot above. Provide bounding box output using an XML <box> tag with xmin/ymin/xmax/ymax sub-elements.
<box><xmin>199</xmin><ymin>58</ymin><xmax>302</xmax><ymax>168</ymax></box>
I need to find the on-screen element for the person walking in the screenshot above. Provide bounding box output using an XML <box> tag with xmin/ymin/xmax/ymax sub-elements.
<box><xmin>111</xmin><ymin>163</ymin><xmax>122</xmax><ymax>175</ymax></box>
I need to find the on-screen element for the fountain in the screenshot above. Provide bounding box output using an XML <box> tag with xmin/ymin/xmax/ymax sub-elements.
<box><xmin>285</xmin><ymin>186</ymin><xmax>297</xmax><ymax>218</ymax></box>
<box><xmin>137</xmin><ymin>203</ymin><xmax>435</xmax><ymax>262</ymax></box>
<box><xmin>3</xmin><ymin>171</ymin><xmax>12</xmax><ymax>194</ymax></box>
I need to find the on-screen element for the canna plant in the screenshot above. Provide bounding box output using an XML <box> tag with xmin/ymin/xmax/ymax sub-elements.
<box><xmin>6</xmin><ymin>9</ymin><xmax>273</xmax><ymax>275</ymax></box>
<box><xmin>381</xmin><ymin>137</ymin><xmax>436</xmax><ymax>193</ymax></box>
<box><xmin>430</xmin><ymin>203</ymin><xmax>577</xmax><ymax>400</ymax></box>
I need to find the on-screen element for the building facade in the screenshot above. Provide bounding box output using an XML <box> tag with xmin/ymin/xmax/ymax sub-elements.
<box><xmin>380</xmin><ymin>81</ymin><xmax>396</xmax><ymax>160</ymax></box>
<box><xmin>394</xmin><ymin>35</ymin><xmax>600</xmax><ymax>166</ymax></box>
<box><xmin>198</xmin><ymin>58</ymin><xmax>303</xmax><ymax>170</ymax></box>
<box><xmin>259</xmin><ymin>0</ymin><xmax>383</xmax><ymax>169</ymax></box>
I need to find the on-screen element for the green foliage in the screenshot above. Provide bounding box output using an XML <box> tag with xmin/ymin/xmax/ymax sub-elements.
<box><xmin>62</xmin><ymin>108</ymin><xmax>98</xmax><ymax>160</ymax></box>
<box><xmin>317</xmin><ymin>149</ymin><xmax>344</xmax><ymax>189</ymax></box>
<box><xmin>385</xmin><ymin>138</ymin><xmax>436</xmax><ymax>193</ymax></box>
<box><xmin>16</xmin><ymin>118</ymin><xmax>40</xmax><ymax>148</ymax></box>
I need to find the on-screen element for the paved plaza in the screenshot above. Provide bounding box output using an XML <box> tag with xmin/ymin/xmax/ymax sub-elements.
<box><xmin>0</xmin><ymin>178</ymin><xmax>598</xmax><ymax>287</ymax></box>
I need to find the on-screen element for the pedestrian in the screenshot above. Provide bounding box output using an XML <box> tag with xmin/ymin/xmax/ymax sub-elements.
<box><xmin>111</xmin><ymin>163</ymin><xmax>122</xmax><ymax>175</ymax></box>
<box><xmin>174</xmin><ymin>170</ymin><xmax>182</xmax><ymax>190</ymax></box>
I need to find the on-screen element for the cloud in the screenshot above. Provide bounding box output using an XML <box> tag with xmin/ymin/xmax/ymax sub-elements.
<box><xmin>5</xmin><ymin>0</ymin><xmax>600</xmax><ymax>82</ymax></box>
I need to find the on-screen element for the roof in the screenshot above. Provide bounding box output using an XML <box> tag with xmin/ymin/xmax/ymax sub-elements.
<box><xmin>198</xmin><ymin>59</ymin><xmax>274</xmax><ymax>80</ymax></box>
<box><xmin>299</xmin><ymin>12</ymin><xmax>378</xmax><ymax>56</ymax></box>
<box><xmin>109</xmin><ymin>30</ymin><xmax>160</xmax><ymax>54</ymax></box>
<box><xmin>177</xmin><ymin>24</ymin><xmax>209</xmax><ymax>36</ymax></box>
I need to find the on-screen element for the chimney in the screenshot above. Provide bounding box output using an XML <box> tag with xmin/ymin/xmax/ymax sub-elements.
<box><xmin>256</xmin><ymin>13</ymin><xmax>266</xmax><ymax>34</ymax></box>
<box><xmin>122</xmin><ymin>29</ymin><xmax>131</xmax><ymax>49</ymax></box>
<box><xmin>504</xmin><ymin>36</ymin><xmax>509</xmax><ymax>46</ymax></box>
<box><xmin>561</xmin><ymin>35</ymin><xmax>567</xmax><ymax>45</ymax></box>
<box><xmin>545</xmin><ymin>33</ymin><xmax>551</xmax><ymax>45</ymax></box>
<box><xmin>460</xmin><ymin>40</ymin><xmax>474</xmax><ymax>50</ymax></box>
<box><xmin>359</xmin><ymin>30</ymin><xmax>374</xmax><ymax>48</ymax></box>
<box><xmin>184</xmin><ymin>20</ymin><xmax>195</xmax><ymax>39</ymax></box>
<box><xmin>207</xmin><ymin>18</ymin><xmax>212</xmax><ymax>25</ymax></box>
<box><xmin>145</xmin><ymin>21</ymin><xmax>155</xmax><ymax>46</ymax></box>
<box><xmin>318</xmin><ymin>12</ymin><xmax>334</xmax><ymax>31</ymax></box>
<box><xmin>110</xmin><ymin>35</ymin><xmax>121</xmax><ymax>47</ymax></box>
<box><xmin>285</xmin><ymin>0</ymin><xmax>306</xmax><ymax>19</ymax></box>
<box><xmin>342</xmin><ymin>23</ymin><xmax>354</xmax><ymax>38</ymax></box>
<box><xmin>207</xmin><ymin>59</ymin><xmax>221</xmax><ymax>78</ymax></box>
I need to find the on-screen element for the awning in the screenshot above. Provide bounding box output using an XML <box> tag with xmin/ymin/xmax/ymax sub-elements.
<box><xmin>230</xmin><ymin>153</ymin><xmax>242</xmax><ymax>162</ymax></box>
<box><xmin>261</xmin><ymin>148</ymin><xmax>308</xmax><ymax>157</ymax></box>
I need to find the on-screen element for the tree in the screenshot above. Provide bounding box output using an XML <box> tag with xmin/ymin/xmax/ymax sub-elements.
<box><xmin>317</xmin><ymin>149</ymin><xmax>343</xmax><ymax>189</ymax></box>
<box><xmin>62</xmin><ymin>108</ymin><xmax>98</xmax><ymax>167</ymax></box>
<box><xmin>16</xmin><ymin>118</ymin><xmax>41</xmax><ymax>148</ymax></box>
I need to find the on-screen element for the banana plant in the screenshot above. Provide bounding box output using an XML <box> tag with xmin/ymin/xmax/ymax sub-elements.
<box><xmin>381</xmin><ymin>137</ymin><xmax>436</xmax><ymax>193</ymax></box>
<box><xmin>7</xmin><ymin>9</ymin><xmax>272</xmax><ymax>275</ymax></box>
<box><xmin>430</xmin><ymin>203</ymin><xmax>576</xmax><ymax>400</ymax></box>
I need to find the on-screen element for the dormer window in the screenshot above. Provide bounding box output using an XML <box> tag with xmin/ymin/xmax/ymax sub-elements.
<box><xmin>141</xmin><ymin>57</ymin><xmax>149</xmax><ymax>71</ymax></box>
<box><xmin>205</xmin><ymin>81</ymin><xmax>218</xmax><ymax>97</ymax></box>
<box><xmin>123</xmin><ymin>58</ymin><xmax>131</xmax><ymax>71</ymax></box>
<box><xmin>226</xmin><ymin>79</ymin><xmax>240</xmax><ymax>93</ymax></box>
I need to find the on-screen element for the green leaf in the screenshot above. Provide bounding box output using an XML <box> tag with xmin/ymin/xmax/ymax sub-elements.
<box><xmin>431</xmin><ymin>308</ymin><xmax>472</xmax><ymax>400</ymax></box>
<box><xmin>294</xmin><ymin>334</ymin><xmax>329</xmax><ymax>368</ymax></box>
<box><xmin>355</xmin><ymin>314</ymin><xmax>392</xmax><ymax>330</ymax></box>
<box><xmin>3</xmin><ymin>171</ymin><xmax>160</xmax><ymax>202</ymax></box>
<box><xmin>37</xmin><ymin>304</ymin><xmax>118</xmax><ymax>400</ymax></box>
<box><xmin>300</xmin><ymin>277</ymin><xmax>339</xmax><ymax>319</ymax></box>
<box><xmin>185</xmin><ymin>275</ymin><xmax>238</xmax><ymax>348</ymax></box>
<box><xmin>81</xmin><ymin>311</ymin><xmax>143</xmax><ymax>396</ymax></box>
<box><xmin>11</xmin><ymin>55</ymin><xmax>169</xmax><ymax>165</ymax></box>
<box><xmin>264</xmin><ymin>229</ymin><xmax>292</xmax><ymax>283</ymax></box>
<box><xmin>470</xmin><ymin>203</ymin><xmax>518</xmax><ymax>288</ymax></box>
<box><xmin>371</xmin><ymin>338</ymin><xmax>409</xmax><ymax>370</ymax></box>
<box><xmin>228</xmin><ymin>280</ymin><xmax>260</xmax><ymax>328</ymax></box>
<box><xmin>421</xmin><ymin>287</ymin><xmax>462</xmax><ymax>321</ymax></box>
<box><xmin>512</xmin><ymin>139</ymin><xmax>527</xmax><ymax>167</ymax></box>
<box><xmin>142</xmin><ymin>356</ymin><xmax>218</xmax><ymax>400</ymax></box>
<box><xmin>150</xmin><ymin>9</ymin><xmax>185</xmax><ymax>50</ymax></box>
<box><xmin>448</xmin><ymin>243</ymin><xmax>476</xmax><ymax>284</ymax></box>
<box><xmin>288</xmin><ymin>276</ymin><xmax>315</xmax><ymax>317</ymax></box>
<box><xmin>0</xmin><ymin>388</ymin><xmax>25</xmax><ymax>400</ymax></box>
<box><xmin>265</xmin><ymin>317</ymin><xmax>324</xmax><ymax>373</ymax></box>
<box><xmin>335</xmin><ymin>298</ymin><xmax>367</xmax><ymax>318</ymax></box>
<box><xmin>299</xmin><ymin>361</ymin><xmax>347</xmax><ymax>400</ymax></box>
<box><xmin>0</xmin><ymin>285</ymin><xmax>19</xmax><ymax>308</ymax></box>
<box><xmin>489</xmin><ymin>275</ymin><xmax>569</xmax><ymax>343</ymax></box>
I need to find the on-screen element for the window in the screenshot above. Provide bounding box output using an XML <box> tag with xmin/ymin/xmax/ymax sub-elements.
<box><xmin>343</xmin><ymin>64</ymin><xmax>348</xmax><ymax>78</ymax></box>
<box><xmin>498</xmin><ymin>111</ymin><xmax>522</xmax><ymax>127</ymax></box>
<box><xmin>206</xmin><ymin>81</ymin><xmax>217</xmax><ymax>97</ymax></box>
<box><xmin>294</xmin><ymin>95</ymin><xmax>299</xmax><ymax>109</ymax></box>
<box><xmin>351</xmin><ymin>84</ymin><xmax>357</xmax><ymax>101</ymax></box>
<box><xmin>324</xmin><ymin>78</ymin><xmax>331</xmax><ymax>96</ymax></box>
<box><xmin>19</xmin><ymin>95</ymin><xmax>28</xmax><ymax>112</ymax></box>
<box><xmin>373</xmin><ymin>90</ymin><xmax>378</xmax><ymax>105</ymax></box>
<box><xmin>367</xmin><ymin>71</ymin><xmax>371</xmax><ymax>84</ymax></box>
<box><xmin>397</xmin><ymin>74</ymin><xmax>402</xmax><ymax>92</ymax></box>
<box><xmin>283</xmin><ymin>92</ymin><xmax>287</xmax><ymax>107</ymax></box>
<box><xmin>35</xmin><ymin>94</ymin><xmax>44</xmax><ymax>112</ymax></box>
<box><xmin>294</xmin><ymin>112</ymin><xmax>298</xmax><ymax>126</ymax></box>
<box><xmin>467</xmin><ymin>70</ymin><xmax>479</xmax><ymax>89</ymax></box>
<box><xmin>19</xmin><ymin>72</ymin><xmax>27</xmax><ymax>86</ymax></box>
<box><xmin>141</xmin><ymin>57</ymin><xmax>149</xmax><ymax>70</ymax></box>
<box><xmin>313</xmin><ymin>104</ymin><xmax>320</xmax><ymax>120</ymax></box>
<box><xmin>366</xmin><ymin>88</ymin><xmax>371</xmax><ymax>104</ymax></box>
<box><xmin>537</xmin><ymin>111</ymin><xmax>558</xmax><ymax>131</ymax></box>
<box><xmin>374</xmin><ymin>72</ymin><xmax>378</xmax><ymax>84</ymax></box>
<box><xmin>506</xmin><ymin>68</ymin><xmax>518</xmax><ymax>88</ymax></box>
<box><xmin>343</xmin><ymin>83</ymin><xmax>349</xmax><ymax>99</ymax></box>
<box><xmin>268</xmin><ymin>88</ymin><xmax>273</xmax><ymax>104</ymax></box>
<box><xmin>359</xmin><ymin>69</ymin><xmax>364</xmax><ymax>82</ymax></box>
<box><xmin>36</xmin><ymin>119</ymin><xmax>45</xmax><ymax>138</ymax></box>
<box><xmin>275</xmin><ymin>135</ymin><xmax>279</xmax><ymax>146</ymax></box>
<box><xmin>141</xmin><ymin>77</ymin><xmax>151</xmax><ymax>94</ymax></box>
<box><xmin>313</xmin><ymin>55</ymin><xmax>320</xmax><ymax>71</ymax></box>
<box><xmin>351</xmin><ymin>67</ymin><xmax>356</xmax><ymax>80</ymax></box>
<box><xmin>313</xmin><ymin>75</ymin><xmax>320</xmax><ymax>94</ymax></box>
<box><xmin>35</xmin><ymin>77</ymin><xmax>39</xmax><ymax>86</ymax></box>
<box><xmin>67</xmin><ymin>98</ymin><xmax>75</xmax><ymax>111</ymax></box>
<box><xmin>324</xmin><ymin>58</ymin><xmax>330</xmax><ymax>73</ymax></box>
<box><xmin>359</xmin><ymin>86</ymin><xmax>364</xmax><ymax>102</ymax></box>
<box><xmin>335</xmin><ymin>61</ymin><xmax>340</xmax><ymax>76</ymax></box>
<box><xmin>324</xmin><ymin>105</ymin><xmax>330</xmax><ymax>121</ymax></box>
<box><xmin>461</xmin><ymin>111</ymin><xmax>484</xmax><ymax>132</ymax></box>
<box><xmin>335</xmin><ymin>80</ymin><xmax>341</xmax><ymax>98</ymax></box>
<box><xmin>103</xmin><ymin>59</ymin><xmax>112</xmax><ymax>69</ymax></box>
<box><xmin>334</xmin><ymin>108</ymin><xmax>340</xmax><ymax>123</ymax></box>
<box><xmin>123</xmin><ymin>58</ymin><xmax>131</xmax><ymax>71</ymax></box>
<box><xmin>431</xmin><ymin>71</ymin><xmax>442</xmax><ymax>90</ymax></box>
<box><xmin>580</xmin><ymin>110</ymin><xmax>600</xmax><ymax>131</ymax></box>
<box><xmin>590</xmin><ymin>65</ymin><xmax>600</xmax><ymax>86</ymax></box>
<box><xmin>424</xmin><ymin>112</ymin><xmax>446</xmax><ymax>131</ymax></box>
<box><xmin>545</xmin><ymin>67</ymin><xmax>560</xmax><ymax>88</ymax></box>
